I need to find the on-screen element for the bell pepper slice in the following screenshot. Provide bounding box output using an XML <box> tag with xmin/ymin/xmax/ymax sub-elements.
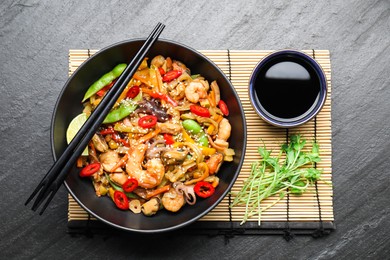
<box><xmin>141</xmin><ymin>87</ymin><xmax>178</xmax><ymax>107</ymax></box>
<box><xmin>163</xmin><ymin>133</ymin><xmax>175</xmax><ymax>145</ymax></box>
<box><xmin>190</xmin><ymin>105</ymin><xmax>210</xmax><ymax>117</ymax></box>
<box><xmin>218</xmin><ymin>100</ymin><xmax>229</xmax><ymax>116</ymax></box>
<box><xmin>162</xmin><ymin>69</ymin><xmax>182</xmax><ymax>82</ymax></box>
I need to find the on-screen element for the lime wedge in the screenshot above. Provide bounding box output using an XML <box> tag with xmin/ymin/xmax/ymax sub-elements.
<box><xmin>66</xmin><ymin>113</ymin><xmax>89</xmax><ymax>156</ymax></box>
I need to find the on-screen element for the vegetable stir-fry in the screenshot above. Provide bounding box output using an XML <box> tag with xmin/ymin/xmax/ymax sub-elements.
<box><xmin>77</xmin><ymin>55</ymin><xmax>235</xmax><ymax>216</ymax></box>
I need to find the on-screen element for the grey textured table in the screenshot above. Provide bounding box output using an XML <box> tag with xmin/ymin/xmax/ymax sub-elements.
<box><xmin>1</xmin><ymin>0</ymin><xmax>389</xmax><ymax>259</ymax></box>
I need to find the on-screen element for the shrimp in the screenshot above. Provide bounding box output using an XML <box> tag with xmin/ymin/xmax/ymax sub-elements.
<box><xmin>156</xmin><ymin>122</ymin><xmax>182</xmax><ymax>135</ymax></box>
<box><xmin>185</xmin><ymin>81</ymin><xmax>207</xmax><ymax>103</ymax></box>
<box><xmin>206</xmin><ymin>153</ymin><xmax>224</xmax><ymax>175</ymax></box>
<box><xmin>217</xmin><ymin>118</ymin><xmax>231</xmax><ymax>141</ymax></box>
<box><xmin>99</xmin><ymin>151</ymin><xmax>123</xmax><ymax>173</ymax></box>
<box><xmin>210</xmin><ymin>80</ymin><xmax>220</xmax><ymax>105</ymax></box>
<box><xmin>162</xmin><ymin>188</ymin><xmax>185</xmax><ymax>212</ymax></box>
<box><xmin>214</xmin><ymin>118</ymin><xmax>232</xmax><ymax>149</ymax></box>
<box><xmin>169</xmin><ymin>81</ymin><xmax>186</xmax><ymax>100</ymax></box>
<box><xmin>126</xmin><ymin>143</ymin><xmax>165</xmax><ymax>189</ymax></box>
<box><xmin>110</xmin><ymin>172</ymin><xmax>128</xmax><ymax>186</ymax></box>
<box><xmin>151</xmin><ymin>55</ymin><xmax>165</xmax><ymax>68</ymax></box>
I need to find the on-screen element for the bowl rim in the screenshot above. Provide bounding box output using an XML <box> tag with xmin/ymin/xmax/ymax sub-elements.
<box><xmin>248</xmin><ymin>49</ymin><xmax>327</xmax><ymax>128</ymax></box>
<box><xmin>50</xmin><ymin>38</ymin><xmax>247</xmax><ymax>233</ymax></box>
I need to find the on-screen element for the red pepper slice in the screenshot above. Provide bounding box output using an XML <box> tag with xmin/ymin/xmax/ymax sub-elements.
<box><xmin>190</xmin><ymin>105</ymin><xmax>210</xmax><ymax>117</ymax></box>
<box><xmin>142</xmin><ymin>88</ymin><xmax>178</xmax><ymax>107</ymax></box>
<box><xmin>100</xmin><ymin>127</ymin><xmax>115</xmax><ymax>135</ymax></box>
<box><xmin>113</xmin><ymin>191</ymin><xmax>129</xmax><ymax>210</ymax></box>
<box><xmin>126</xmin><ymin>85</ymin><xmax>140</xmax><ymax>99</ymax></box>
<box><xmin>111</xmin><ymin>134</ymin><xmax>130</xmax><ymax>147</ymax></box>
<box><xmin>96</xmin><ymin>80</ymin><xmax>116</xmax><ymax>97</ymax></box>
<box><xmin>162</xmin><ymin>70</ymin><xmax>182</xmax><ymax>82</ymax></box>
<box><xmin>138</xmin><ymin>115</ymin><xmax>158</xmax><ymax>128</ymax></box>
<box><xmin>163</xmin><ymin>133</ymin><xmax>175</xmax><ymax>145</ymax></box>
<box><xmin>158</xmin><ymin>67</ymin><xmax>165</xmax><ymax>76</ymax></box>
<box><xmin>194</xmin><ymin>181</ymin><xmax>215</xmax><ymax>198</ymax></box>
<box><xmin>122</xmin><ymin>178</ymin><xmax>138</xmax><ymax>193</ymax></box>
<box><xmin>80</xmin><ymin>162</ymin><xmax>101</xmax><ymax>177</ymax></box>
<box><xmin>150</xmin><ymin>92</ymin><xmax>178</xmax><ymax>107</ymax></box>
<box><xmin>218</xmin><ymin>100</ymin><xmax>229</xmax><ymax>116</ymax></box>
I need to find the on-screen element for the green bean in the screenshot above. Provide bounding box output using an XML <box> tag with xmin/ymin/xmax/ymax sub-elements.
<box><xmin>103</xmin><ymin>92</ymin><xmax>142</xmax><ymax>124</ymax></box>
<box><xmin>82</xmin><ymin>63</ymin><xmax>127</xmax><ymax>102</ymax></box>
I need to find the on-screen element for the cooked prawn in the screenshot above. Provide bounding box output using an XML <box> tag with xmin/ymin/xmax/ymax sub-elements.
<box><xmin>213</xmin><ymin>118</ymin><xmax>232</xmax><ymax>150</ymax></box>
<box><xmin>156</xmin><ymin>122</ymin><xmax>182</xmax><ymax>135</ymax></box>
<box><xmin>162</xmin><ymin>188</ymin><xmax>185</xmax><ymax>212</ymax></box>
<box><xmin>206</xmin><ymin>153</ymin><xmax>224</xmax><ymax>174</ymax></box>
<box><xmin>126</xmin><ymin>143</ymin><xmax>165</xmax><ymax>189</ymax></box>
<box><xmin>99</xmin><ymin>151</ymin><xmax>123</xmax><ymax>173</ymax></box>
<box><xmin>185</xmin><ymin>81</ymin><xmax>207</xmax><ymax>103</ymax></box>
<box><xmin>110</xmin><ymin>172</ymin><xmax>128</xmax><ymax>186</ymax></box>
<box><xmin>217</xmin><ymin>118</ymin><xmax>231</xmax><ymax>141</ymax></box>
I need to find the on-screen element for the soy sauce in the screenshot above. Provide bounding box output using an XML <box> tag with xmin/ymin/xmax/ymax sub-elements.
<box><xmin>254</xmin><ymin>58</ymin><xmax>320</xmax><ymax>119</ymax></box>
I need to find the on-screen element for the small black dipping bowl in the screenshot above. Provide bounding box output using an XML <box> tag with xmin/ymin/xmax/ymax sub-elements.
<box><xmin>50</xmin><ymin>39</ymin><xmax>246</xmax><ymax>233</ymax></box>
<box><xmin>249</xmin><ymin>50</ymin><xmax>327</xmax><ymax>128</ymax></box>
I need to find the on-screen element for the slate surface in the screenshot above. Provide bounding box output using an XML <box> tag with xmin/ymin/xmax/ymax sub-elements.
<box><xmin>0</xmin><ymin>0</ymin><xmax>389</xmax><ymax>259</ymax></box>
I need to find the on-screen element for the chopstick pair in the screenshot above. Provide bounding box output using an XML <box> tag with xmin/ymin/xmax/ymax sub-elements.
<box><xmin>25</xmin><ymin>22</ymin><xmax>165</xmax><ymax>215</ymax></box>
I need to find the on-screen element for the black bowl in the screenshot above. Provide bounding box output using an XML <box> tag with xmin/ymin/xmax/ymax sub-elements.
<box><xmin>51</xmin><ymin>39</ymin><xmax>246</xmax><ymax>233</ymax></box>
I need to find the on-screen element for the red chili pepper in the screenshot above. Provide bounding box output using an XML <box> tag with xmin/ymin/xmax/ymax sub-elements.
<box><xmin>162</xmin><ymin>70</ymin><xmax>182</xmax><ymax>82</ymax></box>
<box><xmin>138</xmin><ymin>115</ymin><xmax>158</xmax><ymax>128</ymax></box>
<box><xmin>158</xmin><ymin>67</ymin><xmax>165</xmax><ymax>76</ymax></box>
<box><xmin>79</xmin><ymin>162</ymin><xmax>101</xmax><ymax>177</ymax></box>
<box><xmin>218</xmin><ymin>100</ymin><xmax>229</xmax><ymax>116</ymax></box>
<box><xmin>194</xmin><ymin>181</ymin><xmax>215</xmax><ymax>198</ymax></box>
<box><xmin>96</xmin><ymin>80</ymin><xmax>116</xmax><ymax>97</ymax></box>
<box><xmin>163</xmin><ymin>133</ymin><xmax>175</xmax><ymax>145</ymax></box>
<box><xmin>113</xmin><ymin>191</ymin><xmax>129</xmax><ymax>210</ymax></box>
<box><xmin>122</xmin><ymin>178</ymin><xmax>138</xmax><ymax>193</ymax></box>
<box><xmin>190</xmin><ymin>105</ymin><xmax>210</xmax><ymax>117</ymax></box>
<box><xmin>126</xmin><ymin>85</ymin><xmax>140</xmax><ymax>99</ymax></box>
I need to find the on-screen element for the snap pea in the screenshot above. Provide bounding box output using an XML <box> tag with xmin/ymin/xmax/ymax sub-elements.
<box><xmin>182</xmin><ymin>119</ymin><xmax>202</xmax><ymax>134</ymax></box>
<box><xmin>182</xmin><ymin>119</ymin><xmax>209</xmax><ymax>147</ymax></box>
<box><xmin>197</xmin><ymin>132</ymin><xmax>209</xmax><ymax>147</ymax></box>
<box><xmin>82</xmin><ymin>63</ymin><xmax>127</xmax><ymax>102</ymax></box>
<box><xmin>103</xmin><ymin>92</ymin><xmax>142</xmax><ymax>124</ymax></box>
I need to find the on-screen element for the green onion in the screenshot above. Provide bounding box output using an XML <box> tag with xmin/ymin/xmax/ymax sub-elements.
<box><xmin>230</xmin><ymin>135</ymin><xmax>322</xmax><ymax>225</ymax></box>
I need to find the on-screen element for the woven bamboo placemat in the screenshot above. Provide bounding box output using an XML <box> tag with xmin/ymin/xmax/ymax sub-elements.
<box><xmin>67</xmin><ymin>49</ymin><xmax>334</xmax><ymax>237</ymax></box>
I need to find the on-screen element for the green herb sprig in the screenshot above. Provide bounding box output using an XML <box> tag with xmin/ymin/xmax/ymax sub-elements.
<box><xmin>230</xmin><ymin>135</ymin><xmax>322</xmax><ymax>225</ymax></box>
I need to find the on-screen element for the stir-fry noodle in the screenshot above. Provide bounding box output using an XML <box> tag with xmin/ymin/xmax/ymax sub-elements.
<box><xmin>78</xmin><ymin>55</ymin><xmax>235</xmax><ymax>216</ymax></box>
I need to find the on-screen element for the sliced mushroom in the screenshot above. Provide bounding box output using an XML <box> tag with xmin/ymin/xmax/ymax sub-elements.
<box><xmin>141</xmin><ymin>197</ymin><xmax>160</xmax><ymax>216</ymax></box>
<box><xmin>129</xmin><ymin>199</ymin><xmax>142</xmax><ymax>214</ymax></box>
<box><xmin>162</xmin><ymin>150</ymin><xmax>188</xmax><ymax>165</ymax></box>
<box><xmin>92</xmin><ymin>134</ymin><xmax>108</xmax><ymax>152</ymax></box>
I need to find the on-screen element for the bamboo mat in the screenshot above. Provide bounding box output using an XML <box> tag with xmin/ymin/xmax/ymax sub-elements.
<box><xmin>68</xmin><ymin>49</ymin><xmax>333</xmax><ymax>231</ymax></box>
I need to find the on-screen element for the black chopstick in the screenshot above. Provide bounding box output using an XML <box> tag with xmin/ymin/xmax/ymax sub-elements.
<box><xmin>25</xmin><ymin>22</ymin><xmax>165</xmax><ymax>214</ymax></box>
